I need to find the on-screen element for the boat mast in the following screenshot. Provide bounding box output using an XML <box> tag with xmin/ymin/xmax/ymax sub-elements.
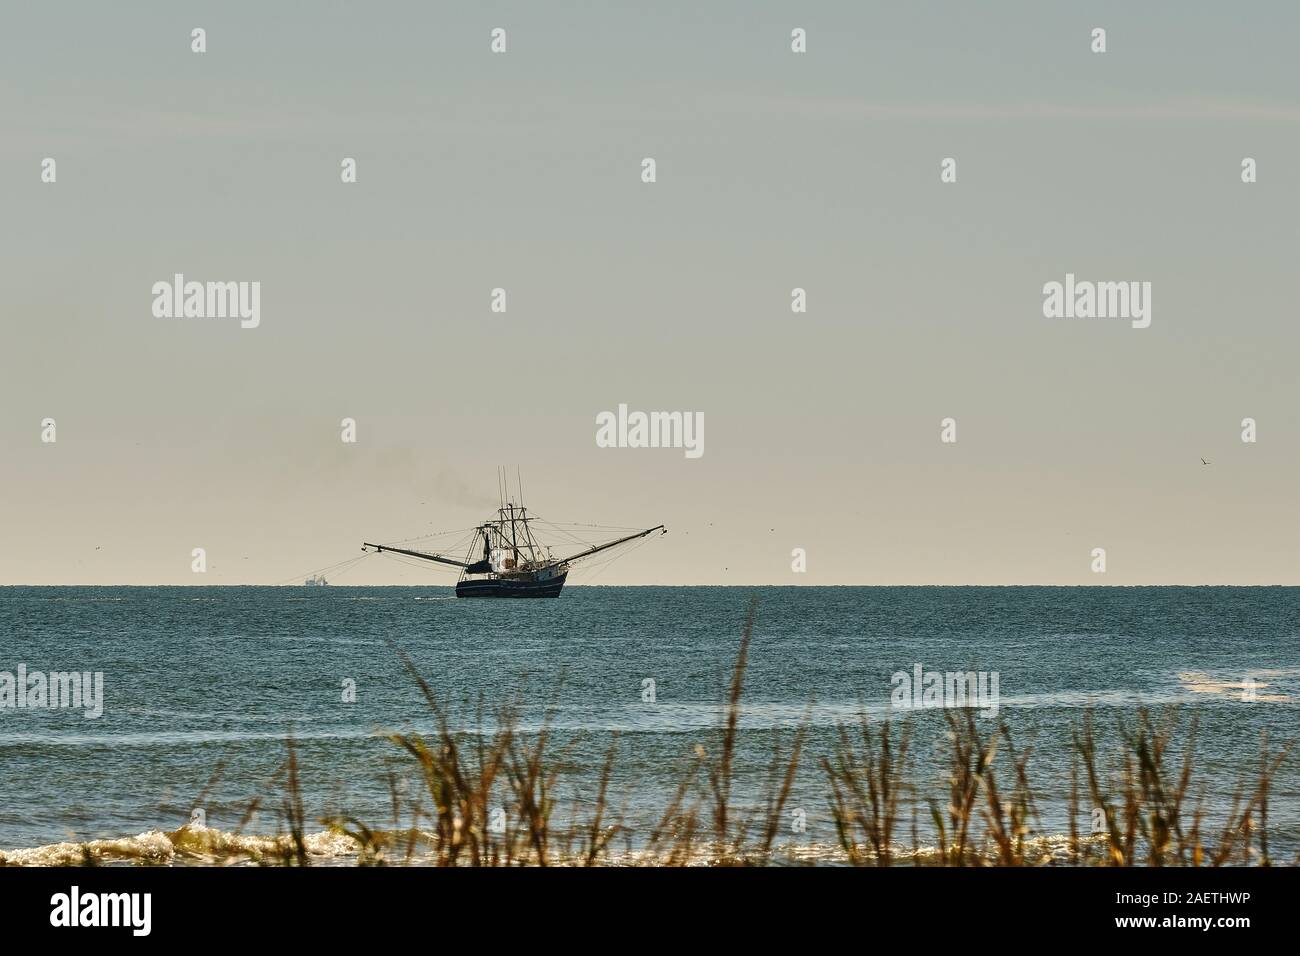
<box><xmin>505</xmin><ymin>502</ymin><xmax>519</xmax><ymax>563</ymax></box>
<box><xmin>516</xmin><ymin>468</ymin><xmax>537</xmax><ymax>562</ymax></box>
<box><xmin>519</xmin><ymin>507</ymin><xmax>540</xmax><ymax>562</ymax></box>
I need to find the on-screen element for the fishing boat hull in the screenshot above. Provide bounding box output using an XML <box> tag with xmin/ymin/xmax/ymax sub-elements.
<box><xmin>455</xmin><ymin>570</ymin><xmax>567</xmax><ymax>599</ymax></box>
<box><xmin>364</xmin><ymin>496</ymin><xmax>662</xmax><ymax>599</ymax></box>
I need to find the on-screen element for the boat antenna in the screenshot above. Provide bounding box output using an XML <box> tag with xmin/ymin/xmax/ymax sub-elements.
<box><xmin>517</xmin><ymin>467</ymin><xmax>524</xmax><ymax>509</ymax></box>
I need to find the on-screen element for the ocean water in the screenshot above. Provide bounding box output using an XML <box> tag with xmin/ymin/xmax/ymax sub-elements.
<box><xmin>1</xmin><ymin>585</ymin><xmax>1297</xmax><ymax>863</ymax></box>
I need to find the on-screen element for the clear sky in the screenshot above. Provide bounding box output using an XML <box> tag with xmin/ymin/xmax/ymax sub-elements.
<box><xmin>2</xmin><ymin>2</ymin><xmax>1298</xmax><ymax>585</ymax></box>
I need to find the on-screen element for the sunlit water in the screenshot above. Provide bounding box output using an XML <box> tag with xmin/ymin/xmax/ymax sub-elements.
<box><xmin>1</xmin><ymin>586</ymin><xmax>1296</xmax><ymax>863</ymax></box>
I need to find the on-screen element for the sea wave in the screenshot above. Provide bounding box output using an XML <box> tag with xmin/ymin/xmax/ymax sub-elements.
<box><xmin>0</xmin><ymin>825</ymin><xmax>1107</xmax><ymax>867</ymax></box>
<box><xmin>0</xmin><ymin>826</ymin><xmax>361</xmax><ymax>867</ymax></box>
<box><xmin>1177</xmin><ymin>670</ymin><xmax>1293</xmax><ymax>702</ymax></box>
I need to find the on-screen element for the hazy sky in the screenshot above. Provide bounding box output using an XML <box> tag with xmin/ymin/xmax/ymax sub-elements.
<box><xmin>2</xmin><ymin>2</ymin><xmax>1298</xmax><ymax>585</ymax></box>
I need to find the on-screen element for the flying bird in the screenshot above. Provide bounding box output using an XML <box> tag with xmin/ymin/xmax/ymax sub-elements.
<box><xmin>1201</xmin><ymin>458</ymin><xmax>1211</xmax><ymax>465</ymax></box>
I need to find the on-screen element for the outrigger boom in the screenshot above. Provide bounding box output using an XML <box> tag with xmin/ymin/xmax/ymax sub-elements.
<box><xmin>551</xmin><ymin>525</ymin><xmax>665</xmax><ymax>564</ymax></box>
<box><xmin>360</xmin><ymin>543</ymin><xmax>470</xmax><ymax>568</ymax></box>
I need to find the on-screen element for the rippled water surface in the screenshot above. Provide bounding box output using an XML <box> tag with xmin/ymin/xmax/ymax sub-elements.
<box><xmin>1</xmin><ymin>586</ymin><xmax>1297</xmax><ymax>860</ymax></box>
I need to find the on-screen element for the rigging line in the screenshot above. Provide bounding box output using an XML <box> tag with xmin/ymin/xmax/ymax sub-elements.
<box><xmin>571</xmin><ymin>531</ymin><xmax>654</xmax><ymax>573</ymax></box>
<box><xmin>575</xmin><ymin>535</ymin><xmax>649</xmax><ymax>584</ymax></box>
<box><xmin>271</xmin><ymin>552</ymin><xmax>372</xmax><ymax>586</ymax></box>
<box><xmin>530</xmin><ymin>522</ymin><xmax>591</xmax><ymax>548</ymax></box>
<box><xmin>283</xmin><ymin>554</ymin><xmax>366</xmax><ymax>583</ymax></box>
<box><xmin>380</xmin><ymin>552</ymin><xmax>460</xmax><ymax>575</ymax></box>
<box><xmin>531</xmin><ymin>520</ymin><xmax>645</xmax><ymax>549</ymax></box>
<box><xmin>536</xmin><ymin>521</ymin><xmax>643</xmax><ymax>531</ymax></box>
<box><xmin>377</xmin><ymin>532</ymin><xmax>478</xmax><ymax>560</ymax></box>
<box><xmin>385</xmin><ymin>526</ymin><xmax>476</xmax><ymax>546</ymax></box>
<box><xmin>326</xmin><ymin>555</ymin><xmax>372</xmax><ymax>581</ymax></box>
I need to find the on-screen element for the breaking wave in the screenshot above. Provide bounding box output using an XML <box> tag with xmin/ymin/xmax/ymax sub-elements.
<box><xmin>0</xmin><ymin>826</ymin><xmax>362</xmax><ymax>867</ymax></box>
<box><xmin>0</xmin><ymin>824</ymin><xmax>1106</xmax><ymax>867</ymax></box>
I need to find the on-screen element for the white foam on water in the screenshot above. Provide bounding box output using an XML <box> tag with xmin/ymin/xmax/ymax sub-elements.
<box><xmin>0</xmin><ymin>825</ymin><xmax>1111</xmax><ymax>868</ymax></box>
<box><xmin>0</xmin><ymin>826</ymin><xmax>363</xmax><ymax>867</ymax></box>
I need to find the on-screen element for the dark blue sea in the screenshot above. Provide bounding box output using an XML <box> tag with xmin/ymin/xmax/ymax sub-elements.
<box><xmin>1</xmin><ymin>586</ymin><xmax>1297</xmax><ymax>862</ymax></box>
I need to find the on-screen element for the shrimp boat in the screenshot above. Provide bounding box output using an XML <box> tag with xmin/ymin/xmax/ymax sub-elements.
<box><xmin>363</xmin><ymin>498</ymin><xmax>664</xmax><ymax>599</ymax></box>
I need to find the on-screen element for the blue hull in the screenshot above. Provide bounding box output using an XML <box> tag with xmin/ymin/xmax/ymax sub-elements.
<box><xmin>455</xmin><ymin>572</ymin><xmax>567</xmax><ymax>598</ymax></box>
